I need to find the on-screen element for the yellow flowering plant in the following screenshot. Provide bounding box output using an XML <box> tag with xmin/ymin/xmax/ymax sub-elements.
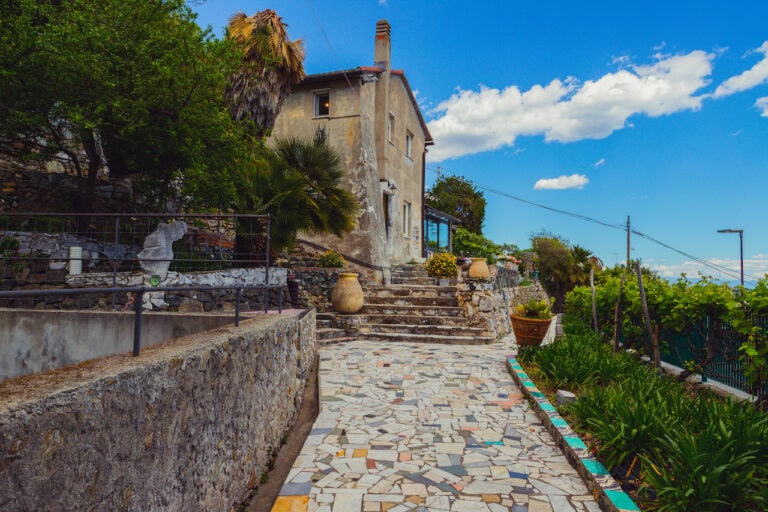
<box><xmin>425</xmin><ymin>252</ymin><xmax>457</xmax><ymax>277</ymax></box>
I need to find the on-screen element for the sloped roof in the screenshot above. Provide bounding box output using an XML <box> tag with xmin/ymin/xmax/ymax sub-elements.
<box><xmin>300</xmin><ymin>67</ymin><xmax>433</xmax><ymax>146</ymax></box>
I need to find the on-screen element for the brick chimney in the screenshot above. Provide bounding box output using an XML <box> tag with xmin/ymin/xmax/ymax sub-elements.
<box><xmin>374</xmin><ymin>20</ymin><xmax>391</xmax><ymax>70</ymax></box>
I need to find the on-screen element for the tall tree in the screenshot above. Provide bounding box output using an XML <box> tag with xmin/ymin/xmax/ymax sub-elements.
<box><xmin>0</xmin><ymin>0</ymin><xmax>245</xmax><ymax>213</ymax></box>
<box><xmin>426</xmin><ymin>175</ymin><xmax>486</xmax><ymax>234</ymax></box>
<box><xmin>532</xmin><ymin>235</ymin><xmax>601</xmax><ymax>312</ymax></box>
<box><xmin>225</xmin><ymin>10</ymin><xmax>305</xmax><ymax>139</ymax></box>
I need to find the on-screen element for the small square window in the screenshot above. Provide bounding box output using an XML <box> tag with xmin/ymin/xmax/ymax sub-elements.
<box><xmin>314</xmin><ymin>91</ymin><xmax>330</xmax><ymax>117</ymax></box>
<box><xmin>405</xmin><ymin>131</ymin><xmax>414</xmax><ymax>158</ymax></box>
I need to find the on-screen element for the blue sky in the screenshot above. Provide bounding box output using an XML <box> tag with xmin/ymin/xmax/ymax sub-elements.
<box><xmin>192</xmin><ymin>1</ymin><xmax>768</xmax><ymax>284</ymax></box>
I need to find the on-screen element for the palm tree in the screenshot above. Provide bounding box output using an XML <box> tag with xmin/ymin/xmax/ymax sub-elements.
<box><xmin>272</xmin><ymin>134</ymin><xmax>359</xmax><ymax>238</ymax></box>
<box><xmin>225</xmin><ymin>9</ymin><xmax>305</xmax><ymax>138</ymax></box>
<box><xmin>235</xmin><ymin>135</ymin><xmax>359</xmax><ymax>254</ymax></box>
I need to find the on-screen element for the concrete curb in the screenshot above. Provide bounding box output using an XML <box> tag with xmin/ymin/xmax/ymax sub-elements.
<box><xmin>506</xmin><ymin>355</ymin><xmax>641</xmax><ymax>512</ymax></box>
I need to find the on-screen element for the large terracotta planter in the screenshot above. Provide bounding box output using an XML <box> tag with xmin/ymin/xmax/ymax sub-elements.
<box><xmin>510</xmin><ymin>314</ymin><xmax>552</xmax><ymax>347</ymax></box>
<box><xmin>468</xmin><ymin>257</ymin><xmax>490</xmax><ymax>279</ymax></box>
<box><xmin>331</xmin><ymin>272</ymin><xmax>364</xmax><ymax>314</ymax></box>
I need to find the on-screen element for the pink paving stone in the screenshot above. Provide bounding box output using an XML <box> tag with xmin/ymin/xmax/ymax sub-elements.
<box><xmin>399</xmin><ymin>452</ymin><xmax>412</xmax><ymax>462</ymax></box>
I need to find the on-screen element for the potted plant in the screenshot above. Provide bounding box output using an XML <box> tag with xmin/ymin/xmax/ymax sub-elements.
<box><xmin>510</xmin><ymin>297</ymin><xmax>555</xmax><ymax>347</ymax></box>
<box><xmin>425</xmin><ymin>252</ymin><xmax>457</xmax><ymax>286</ymax></box>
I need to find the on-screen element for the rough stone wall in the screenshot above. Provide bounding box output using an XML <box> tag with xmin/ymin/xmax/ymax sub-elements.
<box><xmin>456</xmin><ymin>263</ymin><xmax>549</xmax><ymax>339</ymax></box>
<box><xmin>0</xmin><ymin>311</ymin><xmax>316</xmax><ymax>512</ymax></box>
<box><xmin>0</xmin><ymin>157</ymin><xmax>141</xmax><ymax>213</ymax></box>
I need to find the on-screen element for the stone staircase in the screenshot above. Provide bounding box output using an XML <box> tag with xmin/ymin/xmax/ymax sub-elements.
<box><xmin>316</xmin><ymin>264</ymin><xmax>495</xmax><ymax>345</ymax></box>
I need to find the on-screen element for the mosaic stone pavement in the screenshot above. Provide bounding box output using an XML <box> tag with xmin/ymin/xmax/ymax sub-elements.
<box><xmin>272</xmin><ymin>341</ymin><xmax>601</xmax><ymax>512</ymax></box>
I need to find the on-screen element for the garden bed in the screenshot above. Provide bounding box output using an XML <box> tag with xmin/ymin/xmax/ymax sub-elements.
<box><xmin>516</xmin><ymin>321</ymin><xmax>768</xmax><ymax>511</ymax></box>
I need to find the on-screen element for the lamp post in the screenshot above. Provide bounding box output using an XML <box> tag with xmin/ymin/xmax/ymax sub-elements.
<box><xmin>717</xmin><ymin>228</ymin><xmax>743</xmax><ymax>287</ymax></box>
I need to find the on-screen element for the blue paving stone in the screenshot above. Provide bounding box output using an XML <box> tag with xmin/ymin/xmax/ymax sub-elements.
<box><xmin>309</xmin><ymin>427</ymin><xmax>332</xmax><ymax>435</ymax></box>
<box><xmin>279</xmin><ymin>482</ymin><xmax>313</xmax><ymax>496</ymax></box>
<box><xmin>582</xmin><ymin>458</ymin><xmax>609</xmax><ymax>475</ymax></box>
<box><xmin>565</xmin><ymin>436</ymin><xmax>588</xmax><ymax>450</ymax></box>
<box><xmin>605</xmin><ymin>489</ymin><xmax>641</xmax><ymax>510</ymax></box>
<box><xmin>508</xmin><ymin>471</ymin><xmax>528</xmax><ymax>479</ymax></box>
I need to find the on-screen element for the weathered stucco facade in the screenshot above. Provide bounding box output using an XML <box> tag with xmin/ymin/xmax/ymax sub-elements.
<box><xmin>272</xmin><ymin>20</ymin><xmax>432</xmax><ymax>272</ymax></box>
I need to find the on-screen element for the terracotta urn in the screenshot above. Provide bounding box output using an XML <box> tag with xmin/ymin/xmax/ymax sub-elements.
<box><xmin>331</xmin><ymin>272</ymin><xmax>364</xmax><ymax>314</ymax></box>
<box><xmin>468</xmin><ymin>257</ymin><xmax>490</xmax><ymax>279</ymax></box>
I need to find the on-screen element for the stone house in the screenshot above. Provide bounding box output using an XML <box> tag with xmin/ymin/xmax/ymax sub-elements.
<box><xmin>271</xmin><ymin>20</ymin><xmax>433</xmax><ymax>278</ymax></box>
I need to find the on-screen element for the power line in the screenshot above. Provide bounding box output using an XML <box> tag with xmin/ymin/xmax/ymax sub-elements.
<box><xmin>305</xmin><ymin>0</ymin><xmax>355</xmax><ymax>91</ymax></box>
<box><xmin>426</xmin><ymin>166</ymin><xmax>625</xmax><ymax>231</ymax></box>
<box><xmin>426</xmin><ymin>165</ymin><xmax>759</xmax><ymax>283</ymax></box>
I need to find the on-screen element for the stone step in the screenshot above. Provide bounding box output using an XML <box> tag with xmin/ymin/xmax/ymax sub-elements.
<box><xmin>361</xmin><ymin>331</ymin><xmax>495</xmax><ymax>345</ymax></box>
<box><xmin>361</xmin><ymin>304</ymin><xmax>464</xmax><ymax>317</ymax></box>
<box><xmin>361</xmin><ymin>314</ymin><xmax>473</xmax><ymax>326</ymax></box>
<box><xmin>364</xmin><ymin>323</ymin><xmax>489</xmax><ymax>337</ymax></box>
<box><xmin>317</xmin><ymin>327</ymin><xmax>349</xmax><ymax>340</ymax></box>
<box><xmin>364</xmin><ymin>284</ymin><xmax>456</xmax><ymax>298</ymax></box>
<box><xmin>390</xmin><ymin>276</ymin><xmax>440</xmax><ymax>286</ymax></box>
<box><xmin>365</xmin><ymin>295</ymin><xmax>458</xmax><ymax>307</ymax></box>
<box><xmin>391</xmin><ymin>264</ymin><xmax>427</xmax><ymax>274</ymax></box>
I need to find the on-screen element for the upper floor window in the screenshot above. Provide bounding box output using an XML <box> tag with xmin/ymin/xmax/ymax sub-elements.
<box><xmin>405</xmin><ymin>131</ymin><xmax>414</xmax><ymax>159</ymax></box>
<box><xmin>388</xmin><ymin>113</ymin><xmax>395</xmax><ymax>143</ymax></box>
<box><xmin>314</xmin><ymin>91</ymin><xmax>330</xmax><ymax>117</ymax></box>
<box><xmin>403</xmin><ymin>201</ymin><xmax>411</xmax><ymax>237</ymax></box>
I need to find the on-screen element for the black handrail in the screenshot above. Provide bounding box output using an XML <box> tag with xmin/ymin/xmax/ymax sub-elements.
<box><xmin>0</xmin><ymin>283</ymin><xmax>284</xmax><ymax>356</ymax></box>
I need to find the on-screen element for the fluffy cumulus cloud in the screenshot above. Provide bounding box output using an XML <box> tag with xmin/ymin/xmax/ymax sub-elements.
<box><xmin>533</xmin><ymin>174</ymin><xmax>589</xmax><ymax>190</ymax></box>
<box><xmin>428</xmin><ymin>50</ymin><xmax>715</xmax><ymax>161</ymax></box>
<box><xmin>713</xmin><ymin>41</ymin><xmax>768</xmax><ymax>98</ymax></box>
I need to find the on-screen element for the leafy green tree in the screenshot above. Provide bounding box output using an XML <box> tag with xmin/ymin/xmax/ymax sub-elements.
<box><xmin>0</xmin><ymin>0</ymin><xmax>245</xmax><ymax>212</ymax></box>
<box><xmin>532</xmin><ymin>234</ymin><xmax>601</xmax><ymax>312</ymax></box>
<box><xmin>225</xmin><ymin>9</ymin><xmax>305</xmax><ymax>139</ymax></box>
<box><xmin>426</xmin><ymin>175</ymin><xmax>486</xmax><ymax>234</ymax></box>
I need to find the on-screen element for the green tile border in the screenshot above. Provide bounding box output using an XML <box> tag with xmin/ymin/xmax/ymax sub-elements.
<box><xmin>506</xmin><ymin>354</ymin><xmax>641</xmax><ymax>512</ymax></box>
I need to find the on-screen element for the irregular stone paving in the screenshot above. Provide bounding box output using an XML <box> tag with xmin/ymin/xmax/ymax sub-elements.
<box><xmin>272</xmin><ymin>341</ymin><xmax>601</xmax><ymax>512</ymax></box>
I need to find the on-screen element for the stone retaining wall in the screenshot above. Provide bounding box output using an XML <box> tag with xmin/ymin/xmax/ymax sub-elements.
<box><xmin>457</xmin><ymin>262</ymin><xmax>549</xmax><ymax>339</ymax></box>
<box><xmin>0</xmin><ymin>310</ymin><xmax>316</xmax><ymax>512</ymax></box>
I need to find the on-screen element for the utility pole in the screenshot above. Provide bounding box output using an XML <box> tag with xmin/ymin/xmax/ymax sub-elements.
<box><xmin>626</xmin><ymin>216</ymin><xmax>631</xmax><ymax>270</ymax></box>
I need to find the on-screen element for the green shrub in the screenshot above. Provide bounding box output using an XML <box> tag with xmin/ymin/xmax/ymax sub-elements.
<box><xmin>0</xmin><ymin>237</ymin><xmax>19</xmax><ymax>258</ymax></box>
<box><xmin>425</xmin><ymin>252</ymin><xmax>457</xmax><ymax>277</ymax></box>
<box><xmin>641</xmin><ymin>425</ymin><xmax>764</xmax><ymax>512</ymax></box>
<box><xmin>317</xmin><ymin>249</ymin><xmax>346</xmax><ymax>268</ymax></box>
<box><xmin>452</xmin><ymin>227</ymin><xmax>499</xmax><ymax>263</ymax></box>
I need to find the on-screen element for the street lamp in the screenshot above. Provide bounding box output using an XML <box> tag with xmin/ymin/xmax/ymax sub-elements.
<box><xmin>717</xmin><ymin>228</ymin><xmax>743</xmax><ymax>287</ymax></box>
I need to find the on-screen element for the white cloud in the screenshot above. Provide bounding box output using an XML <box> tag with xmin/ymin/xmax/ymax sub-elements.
<box><xmin>757</xmin><ymin>96</ymin><xmax>768</xmax><ymax>116</ymax></box>
<box><xmin>428</xmin><ymin>50</ymin><xmax>714</xmax><ymax>161</ymax></box>
<box><xmin>650</xmin><ymin>254</ymin><xmax>768</xmax><ymax>283</ymax></box>
<box><xmin>533</xmin><ymin>174</ymin><xmax>589</xmax><ymax>190</ymax></box>
<box><xmin>713</xmin><ymin>41</ymin><xmax>768</xmax><ymax>98</ymax></box>
<box><xmin>593</xmin><ymin>158</ymin><xmax>606</xmax><ymax>168</ymax></box>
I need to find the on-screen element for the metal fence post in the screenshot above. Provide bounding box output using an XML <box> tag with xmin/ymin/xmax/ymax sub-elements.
<box><xmin>133</xmin><ymin>288</ymin><xmax>144</xmax><ymax>356</ymax></box>
<box><xmin>235</xmin><ymin>288</ymin><xmax>241</xmax><ymax>327</ymax></box>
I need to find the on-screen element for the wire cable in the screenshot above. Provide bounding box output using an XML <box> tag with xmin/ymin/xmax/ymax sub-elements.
<box><xmin>426</xmin><ymin>165</ymin><xmax>760</xmax><ymax>283</ymax></box>
<box><xmin>305</xmin><ymin>0</ymin><xmax>356</xmax><ymax>91</ymax></box>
